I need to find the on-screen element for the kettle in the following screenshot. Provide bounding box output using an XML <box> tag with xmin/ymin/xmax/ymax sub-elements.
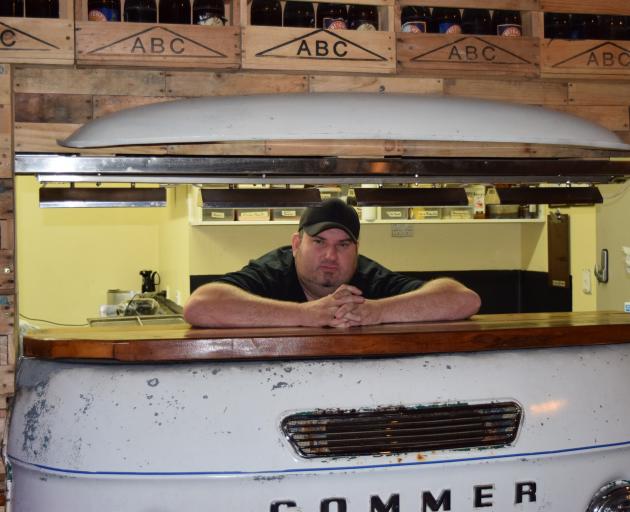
<box><xmin>140</xmin><ymin>270</ymin><xmax>160</xmax><ymax>293</ymax></box>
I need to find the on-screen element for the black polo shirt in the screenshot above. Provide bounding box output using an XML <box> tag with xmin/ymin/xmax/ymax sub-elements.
<box><xmin>215</xmin><ymin>246</ymin><xmax>424</xmax><ymax>302</ymax></box>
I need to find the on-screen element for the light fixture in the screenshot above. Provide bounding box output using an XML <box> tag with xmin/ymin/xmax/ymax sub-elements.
<box><xmin>39</xmin><ymin>186</ymin><xmax>167</xmax><ymax>208</ymax></box>
<box><xmin>354</xmin><ymin>187</ymin><xmax>468</xmax><ymax>206</ymax></box>
<box><xmin>200</xmin><ymin>187</ymin><xmax>321</xmax><ymax>208</ymax></box>
<box><xmin>496</xmin><ymin>186</ymin><xmax>603</xmax><ymax>206</ymax></box>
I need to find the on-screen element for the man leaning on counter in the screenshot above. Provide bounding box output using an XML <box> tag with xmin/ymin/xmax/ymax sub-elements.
<box><xmin>184</xmin><ymin>198</ymin><xmax>481</xmax><ymax>328</ymax></box>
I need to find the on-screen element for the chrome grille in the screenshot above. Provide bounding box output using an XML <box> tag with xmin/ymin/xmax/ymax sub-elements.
<box><xmin>282</xmin><ymin>401</ymin><xmax>522</xmax><ymax>458</ymax></box>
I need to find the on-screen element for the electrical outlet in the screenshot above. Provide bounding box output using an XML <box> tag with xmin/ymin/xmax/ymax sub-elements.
<box><xmin>624</xmin><ymin>302</ymin><xmax>630</xmax><ymax>313</ymax></box>
<box><xmin>391</xmin><ymin>224</ymin><xmax>413</xmax><ymax>237</ymax></box>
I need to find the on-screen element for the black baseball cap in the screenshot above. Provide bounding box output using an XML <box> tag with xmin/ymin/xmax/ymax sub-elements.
<box><xmin>299</xmin><ymin>198</ymin><xmax>360</xmax><ymax>242</ymax></box>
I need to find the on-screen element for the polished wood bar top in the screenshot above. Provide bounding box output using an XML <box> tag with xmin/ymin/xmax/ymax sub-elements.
<box><xmin>22</xmin><ymin>311</ymin><xmax>630</xmax><ymax>362</ymax></box>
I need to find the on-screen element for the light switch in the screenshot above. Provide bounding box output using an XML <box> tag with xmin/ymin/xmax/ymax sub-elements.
<box><xmin>623</xmin><ymin>246</ymin><xmax>630</xmax><ymax>274</ymax></box>
<box><xmin>582</xmin><ymin>269</ymin><xmax>592</xmax><ymax>294</ymax></box>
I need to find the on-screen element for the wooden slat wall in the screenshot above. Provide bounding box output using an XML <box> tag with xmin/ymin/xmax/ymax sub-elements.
<box><xmin>11</xmin><ymin>67</ymin><xmax>630</xmax><ymax>157</ymax></box>
<box><xmin>0</xmin><ymin>63</ymin><xmax>13</xmax><ymax>512</ymax></box>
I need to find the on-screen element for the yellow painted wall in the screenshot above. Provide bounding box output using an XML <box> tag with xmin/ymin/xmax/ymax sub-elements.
<box><xmin>157</xmin><ymin>186</ymin><xmax>190</xmax><ymax>306</ymax></box>
<box><xmin>521</xmin><ymin>205</ymin><xmax>598</xmax><ymax>311</ymax></box>
<box><xmin>188</xmin><ymin>221</ymin><xmax>527</xmax><ymax>277</ymax></box>
<box><xmin>565</xmin><ymin>206</ymin><xmax>598</xmax><ymax>312</ymax></box>
<box><xmin>18</xmin><ymin>174</ymin><xmax>606</xmax><ymax>321</ymax></box>
<box><xmin>596</xmin><ymin>182</ymin><xmax>630</xmax><ymax>311</ymax></box>
<box><xmin>16</xmin><ymin>176</ymin><xmax>163</xmax><ymax>325</ymax></box>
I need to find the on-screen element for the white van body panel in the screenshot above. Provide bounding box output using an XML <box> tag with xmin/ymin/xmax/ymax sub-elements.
<box><xmin>7</xmin><ymin>343</ymin><xmax>630</xmax><ymax>511</ymax></box>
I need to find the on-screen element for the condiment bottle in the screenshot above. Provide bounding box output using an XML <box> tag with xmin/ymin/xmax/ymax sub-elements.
<box><xmin>251</xmin><ymin>0</ymin><xmax>281</xmax><ymax>26</ymax></box>
<box><xmin>400</xmin><ymin>6</ymin><xmax>431</xmax><ymax>33</ymax></box>
<box><xmin>88</xmin><ymin>0</ymin><xmax>121</xmax><ymax>21</ymax></box>
<box><xmin>493</xmin><ymin>10</ymin><xmax>522</xmax><ymax>37</ymax></box>
<box><xmin>461</xmin><ymin>8</ymin><xmax>491</xmax><ymax>35</ymax></box>
<box><xmin>317</xmin><ymin>2</ymin><xmax>348</xmax><ymax>30</ymax></box>
<box><xmin>194</xmin><ymin>0</ymin><xmax>226</xmax><ymax>25</ymax></box>
<box><xmin>160</xmin><ymin>0</ymin><xmax>191</xmax><ymax>24</ymax></box>
<box><xmin>348</xmin><ymin>4</ymin><xmax>378</xmax><ymax>31</ymax></box>
<box><xmin>283</xmin><ymin>1</ymin><xmax>314</xmax><ymax>27</ymax></box>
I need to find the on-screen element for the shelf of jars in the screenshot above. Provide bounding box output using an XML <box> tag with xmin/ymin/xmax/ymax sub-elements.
<box><xmin>187</xmin><ymin>185</ymin><xmax>546</xmax><ymax>226</ymax></box>
<box><xmin>0</xmin><ymin>0</ymin><xmax>75</xmax><ymax>64</ymax></box>
<box><xmin>540</xmin><ymin>5</ymin><xmax>630</xmax><ymax>78</ymax></box>
<box><xmin>395</xmin><ymin>3</ymin><xmax>540</xmax><ymax>78</ymax></box>
<box><xmin>240</xmin><ymin>0</ymin><xmax>396</xmax><ymax>74</ymax></box>
<box><xmin>74</xmin><ymin>0</ymin><xmax>241</xmax><ymax>68</ymax></box>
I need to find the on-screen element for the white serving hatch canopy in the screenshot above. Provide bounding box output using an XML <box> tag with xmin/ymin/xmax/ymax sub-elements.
<box><xmin>60</xmin><ymin>93</ymin><xmax>630</xmax><ymax>151</ymax></box>
<box><xmin>14</xmin><ymin>93</ymin><xmax>630</xmax><ymax>186</ymax></box>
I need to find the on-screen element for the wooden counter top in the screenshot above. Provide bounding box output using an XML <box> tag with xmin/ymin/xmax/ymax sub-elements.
<box><xmin>22</xmin><ymin>311</ymin><xmax>630</xmax><ymax>362</ymax></box>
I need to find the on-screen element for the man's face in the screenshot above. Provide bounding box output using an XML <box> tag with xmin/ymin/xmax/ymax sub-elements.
<box><xmin>292</xmin><ymin>228</ymin><xmax>359</xmax><ymax>299</ymax></box>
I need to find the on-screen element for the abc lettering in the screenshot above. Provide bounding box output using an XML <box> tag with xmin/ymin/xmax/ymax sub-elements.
<box><xmin>297</xmin><ymin>40</ymin><xmax>312</xmax><ymax>56</ymax></box>
<box><xmin>297</xmin><ymin>40</ymin><xmax>348</xmax><ymax>58</ymax></box>
<box><xmin>449</xmin><ymin>45</ymin><xmax>496</xmax><ymax>62</ymax></box>
<box><xmin>482</xmin><ymin>46</ymin><xmax>495</xmax><ymax>61</ymax></box>
<box><xmin>586</xmin><ymin>51</ymin><xmax>630</xmax><ymax>67</ymax></box>
<box><xmin>170</xmin><ymin>38</ymin><xmax>185</xmax><ymax>54</ymax></box>
<box><xmin>131</xmin><ymin>37</ymin><xmax>186</xmax><ymax>54</ymax></box>
<box><xmin>0</xmin><ymin>30</ymin><xmax>16</xmax><ymax>48</ymax></box>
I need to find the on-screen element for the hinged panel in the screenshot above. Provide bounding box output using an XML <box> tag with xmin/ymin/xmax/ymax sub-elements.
<box><xmin>398</xmin><ymin>34</ymin><xmax>540</xmax><ymax>78</ymax></box>
<box><xmin>76</xmin><ymin>22</ymin><xmax>241</xmax><ymax>69</ymax></box>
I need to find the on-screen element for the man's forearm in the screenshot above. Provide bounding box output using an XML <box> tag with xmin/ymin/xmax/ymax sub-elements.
<box><xmin>372</xmin><ymin>278</ymin><xmax>481</xmax><ymax>324</ymax></box>
<box><xmin>183</xmin><ymin>283</ymin><xmax>305</xmax><ymax>328</ymax></box>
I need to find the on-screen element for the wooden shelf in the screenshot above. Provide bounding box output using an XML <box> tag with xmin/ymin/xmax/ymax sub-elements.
<box><xmin>22</xmin><ymin>311</ymin><xmax>630</xmax><ymax>362</ymax></box>
<box><xmin>190</xmin><ymin>217</ymin><xmax>545</xmax><ymax>226</ymax></box>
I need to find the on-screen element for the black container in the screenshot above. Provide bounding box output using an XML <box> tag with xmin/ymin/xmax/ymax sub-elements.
<box><xmin>544</xmin><ymin>12</ymin><xmax>571</xmax><ymax>39</ymax></box>
<box><xmin>570</xmin><ymin>13</ymin><xmax>600</xmax><ymax>40</ymax></box>
<box><xmin>492</xmin><ymin>10</ymin><xmax>522</xmax><ymax>37</ymax></box>
<box><xmin>599</xmin><ymin>15</ymin><xmax>629</xmax><ymax>40</ymax></box>
<box><xmin>461</xmin><ymin>8</ymin><xmax>491</xmax><ymax>35</ymax></box>
<box><xmin>316</xmin><ymin>2</ymin><xmax>347</xmax><ymax>29</ymax></box>
<box><xmin>400</xmin><ymin>5</ymin><xmax>431</xmax><ymax>33</ymax></box>
<box><xmin>194</xmin><ymin>0</ymin><xmax>225</xmax><ymax>25</ymax></box>
<box><xmin>124</xmin><ymin>0</ymin><xmax>157</xmax><ymax>22</ymax></box>
<box><xmin>348</xmin><ymin>4</ymin><xmax>378</xmax><ymax>30</ymax></box>
<box><xmin>283</xmin><ymin>1</ymin><xmax>314</xmax><ymax>27</ymax></box>
<box><xmin>25</xmin><ymin>0</ymin><xmax>58</xmax><ymax>17</ymax></box>
<box><xmin>250</xmin><ymin>0</ymin><xmax>281</xmax><ymax>26</ymax></box>
<box><xmin>432</xmin><ymin>7</ymin><xmax>461</xmax><ymax>34</ymax></box>
<box><xmin>160</xmin><ymin>0</ymin><xmax>191</xmax><ymax>24</ymax></box>
<box><xmin>0</xmin><ymin>0</ymin><xmax>24</xmax><ymax>16</ymax></box>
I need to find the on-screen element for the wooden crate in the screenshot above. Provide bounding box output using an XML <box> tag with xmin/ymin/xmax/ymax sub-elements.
<box><xmin>539</xmin><ymin>3</ymin><xmax>630</xmax><ymax>78</ymax></box>
<box><xmin>398</xmin><ymin>33</ymin><xmax>540</xmax><ymax>78</ymax></box>
<box><xmin>76</xmin><ymin>0</ymin><xmax>241</xmax><ymax>69</ymax></box>
<box><xmin>542</xmin><ymin>38</ymin><xmax>630</xmax><ymax>78</ymax></box>
<box><xmin>397</xmin><ymin>3</ymin><xmax>540</xmax><ymax>78</ymax></box>
<box><xmin>0</xmin><ymin>0</ymin><xmax>74</xmax><ymax>64</ymax></box>
<box><xmin>242</xmin><ymin>0</ymin><xmax>396</xmax><ymax>74</ymax></box>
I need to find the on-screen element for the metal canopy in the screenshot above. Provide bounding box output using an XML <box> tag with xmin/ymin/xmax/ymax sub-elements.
<box><xmin>15</xmin><ymin>154</ymin><xmax>630</xmax><ymax>185</ymax></box>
